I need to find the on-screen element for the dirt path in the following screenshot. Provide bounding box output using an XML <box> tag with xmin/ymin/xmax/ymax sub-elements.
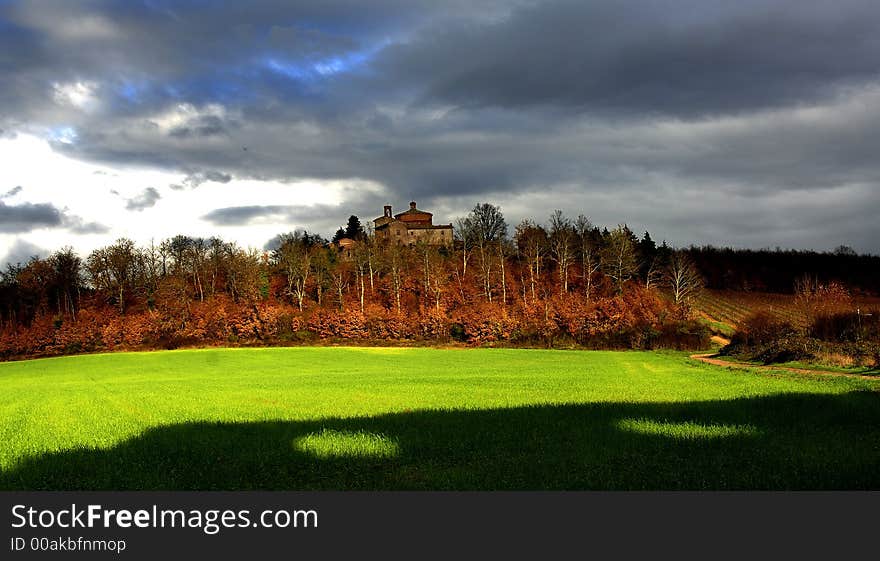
<box><xmin>690</xmin><ymin>353</ymin><xmax>878</xmax><ymax>380</ymax></box>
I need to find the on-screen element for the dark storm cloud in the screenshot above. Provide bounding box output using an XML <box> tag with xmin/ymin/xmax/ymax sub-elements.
<box><xmin>0</xmin><ymin>0</ymin><xmax>509</xmax><ymax>120</ymax></box>
<box><xmin>0</xmin><ymin>200</ymin><xmax>62</xmax><ymax>232</ymax></box>
<box><xmin>0</xmin><ymin>199</ymin><xmax>109</xmax><ymax>234</ymax></box>
<box><xmin>124</xmin><ymin>186</ymin><xmax>161</xmax><ymax>211</ymax></box>
<box><xmin>202</xmin><ymin>203</ymin><xmax>340</xmax><ymax>226</ymax></box>
<box><xmin>377</xmin><ymin>0</ymin><xmax>880</xmax><ymax>117</ymax></box>
<box><xmin>2</xmin><ymin>0</ymin><xmax>880</xmax><ymax>252</ymax></box>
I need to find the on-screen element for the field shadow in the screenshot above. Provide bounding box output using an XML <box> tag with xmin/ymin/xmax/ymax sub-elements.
<box><xmin>2</xmin><ymin>391</ymin><xmax>879</xmax><ymax>490</ymax></box>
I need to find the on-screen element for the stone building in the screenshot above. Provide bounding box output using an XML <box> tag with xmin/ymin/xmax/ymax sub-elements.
<box><xmin>373</xmin><ymin>201</ymin><xmax>453</xmax><ymax>246</ymax></box>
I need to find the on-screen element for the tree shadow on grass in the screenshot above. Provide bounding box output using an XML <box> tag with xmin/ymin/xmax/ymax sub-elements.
<box><xmin>2</xmin><ymin>391</ymin><xmax>879</xmax><ymax>490</ymax></box>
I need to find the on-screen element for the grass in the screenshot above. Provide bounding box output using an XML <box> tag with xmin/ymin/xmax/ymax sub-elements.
<box><xmin>697</xmin><ymin>317</ymin><xmax>737</xmax><ymax>339</ymax></box>
<box><xmin>754</xmin><ymin>359</ymin><xmax>878</xmax><ymax>376</ymax></box>
<box><xmin>1</xmin><ymin>347</ymin><xmax>878</xmax><ymax>490</ymax></box>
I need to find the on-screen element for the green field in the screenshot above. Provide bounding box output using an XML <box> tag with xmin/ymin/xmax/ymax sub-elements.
<box><xmin>1</xmin><ymin>347</ymin><xmax>878</xmax><ymax>490</ymax></box>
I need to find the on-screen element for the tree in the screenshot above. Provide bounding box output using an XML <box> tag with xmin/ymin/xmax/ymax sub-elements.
<box><xmin>463</xmin><ymin>203</ymin><xmax>508</xmax><ymax>302</ymax></box>
<box><xmin>311</xmin><ymin>248</ymin><xmax>332</xmax><ymax>307</ymax></box>
<box><xmin>274</xmin><ymin>231</ymin><xmax>314</xmax><ymax>311</ymax></box>
<box><xmin>327</xmin><ymin>250</ymin><xmax>351</xmax><ymax>311</ymax></box>
<box><xmin>575</xmin><ymin>215</ymin><xmax>600</xmax><ymax>300</ymax></box>
<box><xmin>225</xmin><ymin>244</ymin><xmax>264</xmax><ymax>303</ymax></box>
<box><xmin>496</xmin><ymin>237</ymin><xmax>515</xmax><ymax>305</ymax></box>
<box><xmin>86</xmin><ymin>238</ymin><xmax>142</xmax><ymax>313</ymax></box>
<box><xmin>601</xmin><ymin>225</ymin><xmax>639</xmax><ymax>293</ymax></box>
<box><xmin>142</xmin><ymin>240</ymin><xmax>162</xmax><ymax>305</ymax></box>
<box><xmin>793</xmin><ymin>275</ymin><xmax>851</xmax><ymax>327</ymax></box>
<box><xmin>48</xmin><ymin>247</ymin><xmax>82</xmax><ymax>320</ymax></box>
<box><xmin>664</xmin><ymin>251</ymin><xmax>704</xmax><ymax>306</ymax></box>
<box><xmin>515</xmin><ymin>219</ymin><xmax>548</xmax><ymax>304</ymax></box>
<box><xmin>13</xmin><ymin>258</ymin><xmax>53</xmax><ymax>323</ymax></box>
<box><xmin>414</xmin><ymin>239</ymin><xmax>433</xmax><ymax>308</ymax></box>
<box><xmin>344</xmin><ymin>215</ymin><xmax>365</xmax><ymax>240</ymax></box>
<box><xmin>549</xmin><ymin>210</ymin><xmax>576</xmax><ymax>294</ymax></box>
<box><xmin>352</xmin><ymin>233</ymin><xmax>376</xmax><ymax>313</ymax></box>
<box><xmin>380</xmin><ymin>242</ymin><xmax>407</xmax><ymax>313</ymax></box>
<box><xmin>638</xmin><ymin>231</ymin><xmax>661</xmax><ymax>288</ymax></box>
<box><xmin>453</xmin><ymin>217</ymin><xmax>475</xmax><ymax>301</ymax></box>
<box><xmin>426</xmin><ymin>247</ymin><xmax>451</xmax><ymax>311</ymax></box>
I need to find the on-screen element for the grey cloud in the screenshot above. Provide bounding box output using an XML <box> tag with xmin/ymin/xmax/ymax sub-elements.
<box><xmin>0</xmin><ymin>0</ymin><xmax>507</xmax><ymax>123</ymax></box>
<box><xmin>263</xmin><ymin>233</ymin><xmax>287</xmax><ymax>252</ymax></box>
<box><xmin>0</xmin><ymin>199</ymin><xmax>109</xmax><ymax>234</ymax></box>
<box><xmin>376</xmin><ymin>0</ymin><xmax>880</xmax><ymax>117</ymax></box>
<box><xmin>2</xmin><ymin>0</ymin><xmax>880</xmax><ymax>252</ymax></box>
<box><xmin>158</xmin><ymin>172</ymin><xmax>231</xmax><ymax>192</ymax></box>
<box><xmin>183</xmin><ymin>170</ymin><xmax>232</xmax><ymax>188</ymax></box>
<box><xmin>203</xmin><ymin>205</ymin><xmax>289</xmax><ymax>226</ymax></box>
<box><xmin>1</xmin><ymin>186</ymin><xmax>23</xmax><ymax>199</ymax></box>
<box><xmin>0</xmin><ymin>200</ymin><xmax>63</xmax><ymax>232</ymax></box>
<box><xmin>63</xmin><ymin>216</ymin><xmax>111</xmax><ymax>234</ymax></box>
<box><xmin>1</xmin><ymin>238</ymin><xmax>48</xmax><ymax>268</ymax></box>
<box><xmin>202</xmin><ymin>203</ymin><xmax>340</xmax><ymax>226</ymax></box>
<box><xmin>168</xmin><ymin>115</ymin><xmax>233</xmax><ymax>138</ymax></box>
<box><xmin>124</xmin><ymin>186</ymin><xmax>161</xmax><ymax>211</ymax></box>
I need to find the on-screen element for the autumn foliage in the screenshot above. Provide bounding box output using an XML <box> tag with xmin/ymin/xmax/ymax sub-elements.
<box><xmin>1</xmin><ymin>209</ymin><xmax>715</xmax><ymax>359</ymax></box>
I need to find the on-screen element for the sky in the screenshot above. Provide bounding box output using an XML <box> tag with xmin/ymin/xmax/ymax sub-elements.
<box><xmin>2</xmin><ymin>0</ymin><xmax>879</xmax><ymax>266</ymax></box>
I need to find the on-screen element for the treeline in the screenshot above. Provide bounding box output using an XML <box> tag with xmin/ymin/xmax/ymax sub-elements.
<box><xmin>684</xmin><ymin>245</ymin><xmax>880</xmax><ymax>294</ymax></box>
<box><xmin>0</xmin><ymin>204</ymin><xmax>716</xmax><ymax>358</ymax></box>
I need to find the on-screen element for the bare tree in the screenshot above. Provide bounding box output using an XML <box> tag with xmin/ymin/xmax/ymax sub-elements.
<box><xmin>575</xmin><ymin>215</ymin><xmax>600</xmax><ymax>300</ymax></box>
<box><xmin>515</xmin><ymin>219</ymin><xmax>548</xmax><ymax>304</ymax></box>
<box><xmin>352</xmin><ymin>237</ymin><xmax>374</xmax><ymax>314</ymax></box>
<box><xmin>601</xmin><ymin>225</ymin><xmax>639</xmax><ymax>293</ymax></box>
<box><xmin>664</xmin><ymin>251</ymin><xmax>704</xmax><ymax>306</ymax></box>
<box><xmin>549</xmin><ymin>210</ymin><xmax>576</xmax><ymax>294</ymax></box>
<box><xmin>464</xmin><ymin>203</ymin><xmax>508</xmax><ymax>302</ymax></box>
<box><xmin>644</xmin><ymin>257</ymin><xmax>663</xmax><ymax>290</ymax></box>
<box><xmin>328</xmin><ymin>252</ymin><xmax>351</xmax><ymax>311</ymax></box>
<box><xmin>426</xmin><ymin>246</ymin><xmax>451</xmax><ymax>311</ymax></box>
<box><xmin>380</xmin><ymin>242</ymin><xmax>407</xmax><ymax>313</ymax></box>
<box><xmin>453</xmin><ymin>216</ymin><xmax>476</xmax><ymax>302</ymax></box>
<box><xmin>496</xmin><ymin>238</ymin><xmax>515</xmax><ymax>305</ymax></box>
<box><xmin>86</xmin><ymin>238</ymin><xmax>142</xmax><ymax>314</ymax></box>
<box><xmin>274</xmin><ymin>231</ymin><xmax>314</xmax><ymax>311</ymax></box>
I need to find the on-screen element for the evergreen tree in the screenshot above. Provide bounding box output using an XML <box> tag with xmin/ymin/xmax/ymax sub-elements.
<box><xmin>344</xmin><ymin>215</ymin><xmax>365</xmax><ymax>240</ymax></box>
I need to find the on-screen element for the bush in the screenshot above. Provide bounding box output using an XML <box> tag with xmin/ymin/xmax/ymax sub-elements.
<box><xmin>730</xmin><ymin>311</ymin><xmax>798</xmax><ymax>349</ymax></box>
<box><xmin>810</xmin><ymin>310</ymin><xmax>880</xmax><ymax>343</ymax></box>
<box><xmin>653</xmin><ymin>321</ymin><xmax>711</xmax><ymax>350</ymax></box>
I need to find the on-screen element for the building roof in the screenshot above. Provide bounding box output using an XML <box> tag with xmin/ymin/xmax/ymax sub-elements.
<box><xmin>394</xmin><ymin>207</ymin><xmax>432</xmax><ymax>219</ymax></box>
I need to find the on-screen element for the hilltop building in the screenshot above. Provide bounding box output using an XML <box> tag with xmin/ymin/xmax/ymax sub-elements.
<box><xmin>373</xmin><ymin>202</ymin><xmax>453</xmax><ymax>246</ymax></box>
